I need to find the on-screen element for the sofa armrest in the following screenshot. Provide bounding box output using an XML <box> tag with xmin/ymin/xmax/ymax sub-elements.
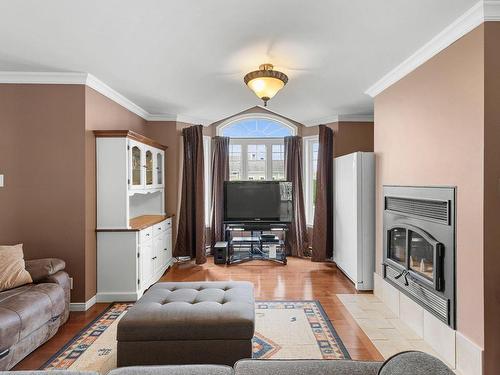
<box><xmin>234</xmin><ymin>359</ymin><xmax>382</xmax><ymax>375</ymax></box>
<box><xmin>25</xmin><ymin>258</ymin><xmax>65</xmax><ymax>282</ymax></box>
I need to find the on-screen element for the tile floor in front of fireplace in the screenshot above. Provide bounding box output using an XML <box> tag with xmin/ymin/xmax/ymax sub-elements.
<box><xmin>337</xmin><ymin>294</ymin><xmax>441</xmax><ymax>361</ymax></box>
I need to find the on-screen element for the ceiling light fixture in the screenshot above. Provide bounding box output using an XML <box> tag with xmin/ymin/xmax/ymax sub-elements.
<box><xmin>244</xmin><ymin>63</ymin><xmax>288</xmax><ymax>107</ymax></box>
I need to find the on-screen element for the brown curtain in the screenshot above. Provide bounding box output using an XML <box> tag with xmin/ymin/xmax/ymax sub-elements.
<box><xmin>210</xmin><ymin>136</ymin><xmax>230</xmax><ymax>248</ymax></box>
<box><xmin>284</xmin><ymin>136</ymin><xmax>309</xmax><ymax>257</ymax></box>
<box><xmin>312</xmin><ymin>125</ymin><xmax>334</xmax><ymax>262</ymax></box>
<box><xmin>174</xmin><ymin>125</ymin><xmax>206</xmax><ymax>264</ymax></box>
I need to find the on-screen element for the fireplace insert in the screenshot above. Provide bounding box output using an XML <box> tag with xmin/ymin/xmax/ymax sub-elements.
<box><xmin>383</xmin><ymin>186</ymin><xmax>456</xmax><ymax>328</ymax></box>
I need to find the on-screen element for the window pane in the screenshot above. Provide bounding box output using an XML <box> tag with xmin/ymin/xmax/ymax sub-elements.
<box><xmin>272</xmin><ymin>144</ymin><xmax>285</xmax><ymax>180</ymax></box>
<box><xmin>306</xmin><ymin>139</ymin><xmax>319</xmax><ymax>224</ymax></box>
<box><xmin>229</xmin><ymin>144</ymin><xmax>241</xmax><ymax>181</ymax></box>
<box><xmin>247</xmin><ymin>144</ymin><xmax>266</xmax><ymax>180</ymax></box>
<box><xmin>312</xmin><ymin>142</ymin><xmax>319</xmax><ymax>205</ymax></box>
<box><xmin>221</xmin><ymin>118</ymin><xmax>293</xmax><ymax>138</ymax></box>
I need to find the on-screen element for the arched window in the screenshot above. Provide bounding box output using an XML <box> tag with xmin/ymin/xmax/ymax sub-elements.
<box><xmin>216</xmin><ymin>115</ymin><xmax>296</xmax><ymax>181</ymax></box>
<box><xmin>217</xmin><ymin>115</ymin><xmax>296</xmax><ymax>138</ymax></box>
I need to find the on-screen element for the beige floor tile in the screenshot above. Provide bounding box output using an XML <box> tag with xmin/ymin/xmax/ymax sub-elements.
<box><xmin>387</xmin><ymin>318</ymin><xmax>423</xmax><ymax>340</ymax></box>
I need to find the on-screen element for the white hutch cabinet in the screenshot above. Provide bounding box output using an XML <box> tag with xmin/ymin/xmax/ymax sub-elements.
<box><xmin>94</xmin><ymin>130</ymin><xmax>173</xmax><ymax>302</ymax></box>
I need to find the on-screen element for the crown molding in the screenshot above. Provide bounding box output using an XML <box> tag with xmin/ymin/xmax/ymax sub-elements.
<box><xmin>0</xmin><ymin>71</ymin><xmax>88</xmax><ymax>84</ymax></box>
<box><xmin>176</xmin><ymin>114</ymin><xmax>209</xmax><ymax>126</ymax></box>
<box><xmin>303</xmin><ymin>114</ymin><xmax>340</xmax><ymax>127</ymax></box>
<box><xmin>484</xmin><ymin>0</ymin><xmax>500</xmax><ymax>20</ymax></box>
<box><xmin>338</xmin><ymin>114</ymin><xmax>374</xmax><ymax>122</ymax></box>
<box><xmin>85</xmin><ymin>74</ymin><xmax>150</xmax><ymax>119</ymax></box>
<box><xmin>365</xmin><ymin>0</ymin><xmax>498</xmax><ymax>97</ymax></box>
<box><xmin>145</xmin><ymin>113</ymin><xmax>178</xmax><ymax>122</ymax></box>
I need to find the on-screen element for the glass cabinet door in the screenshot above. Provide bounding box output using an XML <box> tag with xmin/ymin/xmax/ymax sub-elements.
<box><xmin>145</xmin><ymin>150</ymin><xmax>153</xmax><ymax>186</ymax></box>
<box><xmin>131</xmin><ymin>145</ymin><xmax>142</xmax><ymax>187</ymax></box>
<box><xmin>156</xmin><ymin>152</ymin><xmax>163</xmax><ymax>186</ymax></box>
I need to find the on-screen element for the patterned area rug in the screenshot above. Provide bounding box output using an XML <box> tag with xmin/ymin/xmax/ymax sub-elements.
<box><xmin>41</xmin><ymin>300</ymin><xmax>349</xmax><ymax>373</ymax></box>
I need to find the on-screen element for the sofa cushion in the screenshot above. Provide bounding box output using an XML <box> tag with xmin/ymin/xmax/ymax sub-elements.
<box><xmin>109</xmin><ymin>365</ymin><xmax>233</xmax><ymax>375</ymax></box>
<box><xmin>25</xmin><ymin>258</ymin><xmax>66</xmax><ymax>282</ymax></box>
<box><xmin>118</xmin><ymin>281</ymin><xmax>255</xmax><ymax>341</ymax></box>
<box><xmin>235</xmin><ymin>359</ymin><xmax>382</xmax><ymax>375</ymax></box>
<box><xmin>0</xmin><ymin>244</ymin><xmax>32</xmax><ymax>292</ymax></box>
<box><xmin>0</xmin><ymin>282</ymin><xmax>65</xmax><ymax>351</ymax></box>
<box><xmin>378</xmin><ymin>351</ymin><xmax>454</xmax><ymax>375</ymax></box>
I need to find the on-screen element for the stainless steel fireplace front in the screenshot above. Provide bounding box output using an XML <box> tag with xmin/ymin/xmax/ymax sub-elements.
<box><xmin>383</xmin><ymin>186</ymin><xmax>456</xmax><ymax>328</ymax></box>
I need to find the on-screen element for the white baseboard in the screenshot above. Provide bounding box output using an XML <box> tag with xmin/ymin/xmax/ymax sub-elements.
<box><xmin>456</xmin><ymin>331</ymin><xmax>484</xmax><ymax>375</ymax></box>
<box><xmin>96</xmin><ymin>292</ymin><xmax>140</xmax><ymax>302</ymax></box>
<box><xmin>70</xmin><ymin>295</ymin><xmax>97</xmax><ymax>311</ymax></box>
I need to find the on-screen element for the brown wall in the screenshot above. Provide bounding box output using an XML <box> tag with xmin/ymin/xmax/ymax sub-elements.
<box><xmin>483</xmin><ymin>21</ymin><xmax>500</xmax><ymax>375</ymax></box>
<box><xmin>84</xmin><ymin>87</ymin><xmax>148</xmax><ymax>301</ymax></box>
<box><xmin>374</xmin><ymin>25</ymin><xmax>485</xmax><ymax>347</ymax></box>
<box><xmin>0</xmin><ymin>84</ymin><xmax>178</xmax><ymax>303</ymax></box>
<box><xmin>0</xmin><ymin>84</ymin><xmax>88</xmax><ymax>302</ymax></box>
<box><xmin>301</xmin><ymin>122</ymin><xmax>374</xmax><ymax>157</ymax></box>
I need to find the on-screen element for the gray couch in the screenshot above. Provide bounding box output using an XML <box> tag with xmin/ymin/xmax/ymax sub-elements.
<box><xmin>0</xmin><ymin>351</ymin><xmax>455</xmax><ymax>375</ymax></box>
<box><xmin>0</xmin><ymin>258</ymin><xmax>70</xmax><ymax>370</ymax></box>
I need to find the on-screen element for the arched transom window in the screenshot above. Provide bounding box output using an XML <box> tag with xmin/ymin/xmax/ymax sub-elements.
<box><xmin>219</xmin><ymin>117</ymin><xmax>295</xmax><ymax>138</ymax></box>
<box><xmin>216</xmin><ymin>115</ymin><xmax>297</xmax><ymax>181</ymax></box>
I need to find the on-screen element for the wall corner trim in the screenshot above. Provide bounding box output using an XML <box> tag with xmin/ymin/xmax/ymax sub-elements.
<box><xmin>69</xmin><ymin>295</ymin><xmax>97</xmax><ymax>312</ymax></box>
<box><xmin>365</xmin><ymin>0</ymin><xmax>496</xmax><ymax>98</ymax></box>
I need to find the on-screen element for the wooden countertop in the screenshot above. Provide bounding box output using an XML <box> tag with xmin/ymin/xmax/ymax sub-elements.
<box><xmin>96</xmin><ymin>213</ymin><xmax>175</xmax><ymax>232</ymax></box>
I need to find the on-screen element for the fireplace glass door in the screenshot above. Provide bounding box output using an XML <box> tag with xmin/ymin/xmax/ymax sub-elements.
<box><xmin>388</xmin><ymin>228</ymin><xmax>407</xmax><ymax>267</ymax></box>
<box><xmin>408</xmin><ymin>230</ymin><xmax>434</xmax><ymax>282</ymax></box>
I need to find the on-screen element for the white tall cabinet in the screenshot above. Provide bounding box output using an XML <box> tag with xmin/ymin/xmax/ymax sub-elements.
<box><xmin>333</xmin><ymin>152</ymin><xmax>375</xmax><ymax>291</ymax></box>
<box><xmin>94</xmin><ymin>130</ymin><xmax>173</xmax><ymax>302</ymax></box>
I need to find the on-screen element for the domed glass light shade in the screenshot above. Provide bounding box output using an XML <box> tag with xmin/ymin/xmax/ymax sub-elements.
<box><xmin>244</xmin><ymin>64</ymin><xmax>288</xmax><ymax>106</ymax></box>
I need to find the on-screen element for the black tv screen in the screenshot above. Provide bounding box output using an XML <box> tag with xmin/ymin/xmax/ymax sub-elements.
<box><xmin>224</xmin><ymin>181</ymin><xmax>293</xmax><ymax>223</ymax></box>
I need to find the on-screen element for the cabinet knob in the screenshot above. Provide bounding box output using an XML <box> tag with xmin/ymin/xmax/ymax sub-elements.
<box><xmin>164</xmin><ymin>248</ymin><xmax>167</xmax><ymax>251</ymax></box>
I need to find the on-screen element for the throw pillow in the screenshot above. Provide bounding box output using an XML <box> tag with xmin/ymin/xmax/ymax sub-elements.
<box><xmin>0</xmin><ymin>244</ymin><xmax>33</xmax><ymax>292</ymax></box>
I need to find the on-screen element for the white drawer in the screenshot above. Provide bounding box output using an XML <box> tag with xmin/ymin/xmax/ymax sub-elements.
<box><xmin>140</xmin><ymin>227</ymin><xmax>153</xmax><ymax>243</ymax></box>
<box><xmin>153</xmin><ymin>220</ymin><xmax>167</xmax><ymax>236</ymax></box>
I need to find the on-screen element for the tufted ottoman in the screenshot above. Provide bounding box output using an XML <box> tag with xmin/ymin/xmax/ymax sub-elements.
<box><xmin>117</xmin><ymin>281</ymin><xmax>255</xmax><ymax>367</ymax></box>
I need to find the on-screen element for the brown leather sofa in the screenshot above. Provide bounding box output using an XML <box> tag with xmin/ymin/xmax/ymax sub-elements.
<box><xmin>0</xmin><ymin>258</ymin><xmax>70</xmax><ymax>370</ymax></box>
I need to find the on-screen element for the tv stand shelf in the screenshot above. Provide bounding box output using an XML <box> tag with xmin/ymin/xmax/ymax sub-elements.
<box><xmin>224</xmin><ymin>222</ymin><xmax>288</xmax><ymax>265</ymax></box>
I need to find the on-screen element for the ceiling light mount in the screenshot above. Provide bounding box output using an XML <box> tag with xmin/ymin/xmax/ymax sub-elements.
<box><xmin>244</xmin><ymin>63</ymin><xmax>288</xmax><ymax>107</ymax></box>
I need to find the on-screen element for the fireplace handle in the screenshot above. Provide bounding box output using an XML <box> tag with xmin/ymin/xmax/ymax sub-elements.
<box><xmin>403</xmin><ymin>272</ymin><xmax>410</xmax><ymax>286</ymax></box>
<box><xmin>394</xmin><ymin>270</ymin><xmax>406</xmax><ymax>280</ymax></box>
<box><xmin>394</xmin><ymin>269</ymin><xmax>411</xmax><ymax>286</ymax></box>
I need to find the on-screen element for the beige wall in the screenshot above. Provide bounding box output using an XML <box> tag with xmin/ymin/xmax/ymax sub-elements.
<box><xmin>374</xmin><ymin>25</ymin><xmax>485</xmax><ymax>348</ymax></box>
<box><xmin>483</xmin><ymin>21</ymin><xmax>500</xmax><ymax>375</ymax></box>
<box><xmin>0</xmin><ymin>84</ymin><xmax>88</xmax><ymax>302</ymax></box>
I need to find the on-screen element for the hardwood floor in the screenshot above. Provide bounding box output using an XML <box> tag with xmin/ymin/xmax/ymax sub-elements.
<box><xmin>14</xmin><ymin>257</ymin><xmax>383</xmax><ymax>370</ymax></box>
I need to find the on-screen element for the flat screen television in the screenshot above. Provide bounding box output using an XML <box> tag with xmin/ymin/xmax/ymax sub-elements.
<box><xmin>224</xmin><ymin>181</ymin><xmax>293</xmax><ymax>223</ymax></box>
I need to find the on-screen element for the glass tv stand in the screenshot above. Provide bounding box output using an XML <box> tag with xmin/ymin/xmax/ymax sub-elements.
<box><xmin>224</xmin><ymin>222</ymin><xmax>288</xmax><ymax>265</ymax></box>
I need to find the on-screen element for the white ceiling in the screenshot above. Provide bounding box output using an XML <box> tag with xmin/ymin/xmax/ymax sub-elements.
<box><xmin>0</xmin><ymin>0</ymin><xmax>478</xmax><ymax>124</ymax></box>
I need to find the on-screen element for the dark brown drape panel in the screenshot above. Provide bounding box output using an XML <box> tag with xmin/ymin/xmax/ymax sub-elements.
<box><xmin>210</xmin><ymin>136</ymin><xmax>230</xmax><ymax>248</ymax></box>
<box><xmin>284</xmin><ymin>136</ymin><xmax>309</xmax><ymax>257</ymax></box>
<box><xmin>174</xmin><ymin>125</ymin><xmax>206</xmax><ymax>264</ymax></box>
<box><xmin>312</xmin><ymin>125</ymin><xmax>334</xmax><ymax>262</ymax></box>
